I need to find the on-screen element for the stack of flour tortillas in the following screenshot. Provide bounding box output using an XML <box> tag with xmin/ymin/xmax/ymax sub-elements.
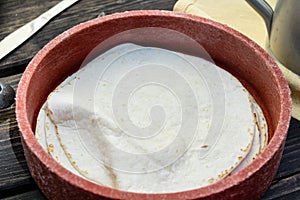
<box><xmin>35</xmin><ymin>43</ymin><xmax>268</xmax><ymax>193</ymax></box>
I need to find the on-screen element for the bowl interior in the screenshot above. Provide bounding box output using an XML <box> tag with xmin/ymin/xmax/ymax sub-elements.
<box><xmin>26</xmin><ymin>13</ymin><xmax>282</xmax><ymax>136</ymax></box>
<box><xmin>17</xmin><ymin>10</ymin><xmax>291</xmax><ymax>199</ymax></box>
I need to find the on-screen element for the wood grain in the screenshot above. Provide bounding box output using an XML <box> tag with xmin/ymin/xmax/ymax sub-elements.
<box><xmin>0</xmin><ymin>0</ymin><xmax>299</xmax><ymax>199</ymax></box>
<box><xmin>261</xmin><ymin>118</ymin><xmax>300</xmax><ymax>199</ymax></box>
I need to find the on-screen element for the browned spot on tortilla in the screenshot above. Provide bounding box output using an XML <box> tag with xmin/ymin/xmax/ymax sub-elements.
<box><xmin>208</xmin><ymin>177</ymin><xmax>215</xmax><ymax>183</ymax></box>
<box><xmin>218</xmin><ymin>169</ymin><xmax>230</xmax><ymax>179</ymax></box>
<box><xmin>48</xmin><ymin>143</ymin><xmax>54</xmax><ymax>154</ymax></box>
<box><xmin>47</xmin><ymin>92</ymin><xmax>54</xmax><ymax>100</ymax></box>
<box><xmin>263</xmin><ymin>124</ymin><xmax>268</xmax><ymax>147</ymax></box>
<box><xmin>47</xmin><ymin>89</ymin><xmax>58</xmax><ymax>100</ymax></box>
<box><xmin>45</xmin><ymin>107</ymin><xmax>53</xmax><ymax>117</ymax></box>
<box><xmin>105</xmin><ymin>165</ymin><xmax>118</xmax><ymax>189</ymax></box>
<box><xmin>90</xmin><ymin>118</ymin><xmax>95</xmax><ymax>124</ymax></box>
<box><xmin>240</xmin><ymin>143</ymin><xmax>251</xmax><ymax>153</ymax></box>
<box><xmin>201</xmin><ymin>145</ymin><xmax>208</xmax><ymax>148</ymax></box>
<box><xmin>238</xmin><ymin>155</ymin><xmax>243</xmax><ymax>160</ymax></box>
<box><xmin>69</xmin><ymin>161</ymin><xmax>88</xmax><ymax>175</ymax></box>
<box><xmin>251</xmin><ymin>153</ymin><xmax>259</xmax><ymax>161</ymax></box>
<box><xmin>44</xmin><ymin>104</ymin><xmax>91</xmax><ymax>178</ymax></box>
<box><xmin>82</xmin><ymin>170</ymin><xmax>88</xmax><ymax>175</ymax></box>
<box><xmin>253</xmin><ymin>113</ymin><xmax>261</xmax><ymax>134</ymax></box>
<box><xmin>67</xmin><ymin>153</ymin><xmax>72</xmax><ymax>159</ymax></box>
<box><xmin>45</xmin><ymin>122</ymin><xmax>50</xmax><ymax>131</ymax></box>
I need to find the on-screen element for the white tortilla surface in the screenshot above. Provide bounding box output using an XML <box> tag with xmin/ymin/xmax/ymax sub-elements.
<box><xmin>35</xmin><ymin>43</ymin><xmax>267</xmax><ymax>193</ymax></box>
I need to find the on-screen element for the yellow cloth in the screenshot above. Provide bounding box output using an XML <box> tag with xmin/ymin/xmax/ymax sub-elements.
<box><xmin>174</xmin><ymin>0</ymin><xmax>300</xmax><ymax>120</ymax></box>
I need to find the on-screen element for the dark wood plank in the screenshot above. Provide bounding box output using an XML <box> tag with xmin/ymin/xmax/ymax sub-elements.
<box><xmin>0</xmin><ymin>74</ymin><xmax>38</xmax><ymax>199</ymax></box>
<box><xmin>271</xmin><ymin>118</ymin><xmax>300</xmax><ymax>180</ymax></box>
<box><xmin>3</xmin><ymin>190</ymin><xmax>46</xmax><ymax>200</ymax></box>
<box><xmin>0</xmin><ymin>1</ymin><xmax>61</xmax><ymax>76</ymax></box>
<box><xmin>261</xmin><ymin>118</ymin><xmax>300</xmax><ymax>199</ymax></box>
<box><xmin>262</xmin><ymin>171</ymin><xmax>300</xmax><ymax>199</ymax></box>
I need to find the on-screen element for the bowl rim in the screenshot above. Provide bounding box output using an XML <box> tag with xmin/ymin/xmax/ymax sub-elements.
<box><xmin>16</xmin><ymin>10</ymin><xmax>292</xmax><ymax>199</ymax></box>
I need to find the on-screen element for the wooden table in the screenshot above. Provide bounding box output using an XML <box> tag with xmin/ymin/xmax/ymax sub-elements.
<box><xmin>0</xmin><ymin>0</ymin><xmax>299</xmax><ymax>199</ymax></box>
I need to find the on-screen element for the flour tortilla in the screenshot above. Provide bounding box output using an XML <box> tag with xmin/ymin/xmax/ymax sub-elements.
<box><xmin>35</xmin><ymin>108</ymin><xmax>47</xmax><ymax>150</ymax></box>
<box><xmin>251</xmin><ymin>96</ymin><xmax>268</xmax><ymax>152</ymax></box>
<box><xmin>35</xmin><ymin>43</ymin><xmax>265</xmax><ymax>193</ymax></box>
<box><xmin>232</xmin><ymin>95</ymin><xmax>261</xmax><ymax>173</ymax></box>
<box><xmin>232</xmin><ymin>95</ymin><xmax>269</xmax><ymax>173</ymax></box>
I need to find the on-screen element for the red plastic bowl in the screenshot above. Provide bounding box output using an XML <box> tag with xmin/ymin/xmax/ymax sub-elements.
<box><xmin>16</xmin><ymin>10</ymin><xmax>291</xmax><ymax>199</ymax></box>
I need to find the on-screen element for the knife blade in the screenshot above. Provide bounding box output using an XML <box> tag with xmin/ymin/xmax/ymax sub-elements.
<box><xmin>0</xmin><ymin>0</ymin><xmax>80</xmax><ymax>60</ymax></box>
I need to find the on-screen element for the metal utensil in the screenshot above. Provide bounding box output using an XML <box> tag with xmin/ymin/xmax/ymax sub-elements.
<box><xmin>0</xmin><ymin>81</ymin><xmax>15</xmax><ymax>109</ymax></box>
<box><xmin>246</xmin><ymin>0</ymin><xmax>300</xmax><ymax>75</ymax></box>
<box><xmin>0</xmin><ymin>0</ymin><xmax>80</xmax><ymax>60</ymax></box>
